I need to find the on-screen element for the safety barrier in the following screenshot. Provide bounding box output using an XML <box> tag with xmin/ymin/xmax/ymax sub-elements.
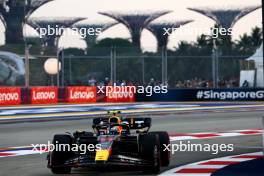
<box><xmin>0</xmin><ymin>86</ymin><xmax>135</xmax><ymax>105</ymax></box>
<box><xmin>0</xmin><ymin>87</ymin><xmax>21</xmax><ymax>105</ymax></box>
<box><xmin>263</xmin><ymin>117</ymin><xmax>264</xmax><ymax>154</ymax></box>
<box><xmin>136</xmin><ymin>88</ymin><xmax>264</xmax><ymax>101</ymax></box>
<box><xmin>0</xmin><ymin>87</ymin><xmax>264</xmax><ymax>105</ymax></box>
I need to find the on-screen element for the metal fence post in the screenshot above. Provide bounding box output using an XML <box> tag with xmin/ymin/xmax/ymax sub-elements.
<box><xmin>56</xmin><ymin>50</ymin><xmax>60</xmax><ymax>87</ymax></box>
<box><xmin>24</xmin><ymin>46</ymin><xmax>30</xmax><ymax>88</ymax></box>
<box><xmin>142</xmin><ymin>56</ymin><xmax>145</xmax><ymax>85</ymax></box>
<box><xmin>114</xmin><ymin>47</ymin><xmax>117</xmax><ymax>84</ymax></box>
<box><xmin>162</xmin><ymin>47</ymin><xmax>164</xmax><ymax>85</ymax></box>
<box><xmin>69</xmin><ymin>55</ymin><xmax>72</xmax><ymax>85</ymax></box>
<box><xmin>262</xmin><ymin>116</ymin><xmax>264</xmax><ymax>153</ymax></box>
<box><xmin>212</xmin><ymin>39</ymin><xmax>217</xmax><ymax>88</ymax></box>
<box><xmin>110</xmin><ymin>47</ymin><xmax>113</xmax><ymax>84</ymax></box>
<box><xmin>164</xmin><ymin>47</ymin><xmax>168</xmax><ymax>85</ymax></box>
<box><xmin>61</xmin><ymin>50</ymin><xmax>65</xmax><ymax>87</ymax></box>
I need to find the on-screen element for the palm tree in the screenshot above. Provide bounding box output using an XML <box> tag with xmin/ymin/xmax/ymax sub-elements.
<box><xmin>235</xmin><ymin>27</ymin><xmax>263</xmax><ymax>56</ymax></box>
<box><xmin>250</xmin><ymin>27</ymin><xmax>262</xmax><ymax>48</ymax></box>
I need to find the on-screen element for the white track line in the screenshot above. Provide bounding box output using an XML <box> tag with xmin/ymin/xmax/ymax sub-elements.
<box><xmin>169</xmin><ymin>129</ymin><xmax>262</xmax><ymax>141</ymax></box>
<box><xmin>0</xmin><ymin>129</ymin><xmax>262</xmax><ymax>158</ymax></box>
<box><xmin>159</xmin><ymin>152</ymin><xmax>263</xmax><ymax>176</ymax></box>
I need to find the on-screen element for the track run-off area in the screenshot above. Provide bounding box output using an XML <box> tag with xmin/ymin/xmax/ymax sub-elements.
<box><xmin>0</xmin><ymin>102</ymin><xmax>263</xmax><ymax>176</ymax></box>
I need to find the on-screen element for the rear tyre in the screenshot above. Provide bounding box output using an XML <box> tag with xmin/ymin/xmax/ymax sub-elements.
<box><xmin>51</xmin><ymin>167</ymin><xmax>71</xmax><ymax>174</ymax></box>
<box><xmin>140</xmin><ymin>133</ymin><xmax>161</xmax><ymax>173</ymax></box>
<box><xmin>149</xmin><ymin>131</ymin><xmax>170</xmax><ymax>166</ymax></box>
<box><xmin>49</xmin><ymin>134</ymin><xmax>73</xmax><ymax>174</ymax></box>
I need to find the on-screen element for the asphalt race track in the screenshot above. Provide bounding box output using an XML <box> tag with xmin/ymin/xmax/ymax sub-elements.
<box><xmin>0</xmin><ymin>106</ymin><xmax>263</xmax><ymax>176</ymax></box>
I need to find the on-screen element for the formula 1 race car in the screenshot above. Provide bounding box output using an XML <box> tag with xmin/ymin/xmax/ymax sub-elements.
<box><xmin>47</xmin><ymin>110</ymin><xmax>170</xmax><ymax>174</ymax></box>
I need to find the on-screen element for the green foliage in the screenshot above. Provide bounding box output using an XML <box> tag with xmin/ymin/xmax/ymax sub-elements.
<box><xmin>95</xmin><ymin>38</ymin><xmax>133</xmax><ymax>48</ymax></box>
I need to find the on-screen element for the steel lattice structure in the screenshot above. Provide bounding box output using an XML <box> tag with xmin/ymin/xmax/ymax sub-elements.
<box><xmin>98</xmin><ymin>11</ymin><xmax>171</xmax><ymax>47</ymax></box>
<box><xmin>147</xmin><ymin>20</ymin><xmax>193</xmax><ymax>49</ymax></box>
<box><xmin>188</xmin><ymin>6</ymin><xmax>261</xmax><ymax>29</ymax></box>
<box><xmin>73</xmin><ymin>21</ymin><xmax>118</xmax><ymax>48</ymax></box>
<box><xmin>27</xmin><ymin>17</ymin><xmax>86</xmax><ymax>47</ymax></box>
<box><xmin>0</xmin><ymin>0</ymin><xmax>54</xmax><ymax>44</ymax></box>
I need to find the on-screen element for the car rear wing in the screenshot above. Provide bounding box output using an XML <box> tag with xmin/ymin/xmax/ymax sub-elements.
<box><xmin>92</xmin><ymin>117</ymin><xmax>151</xmax><ymax>130</ymax></box>
<box><xmin>123</xmin><ymin>117</ymin><xmax>151</xmax><ymax>129</ymax></box>
<box><xmin>93</xmin><ymin>117</ymin><xmax>109</xmax><ymax>125</ymax></box>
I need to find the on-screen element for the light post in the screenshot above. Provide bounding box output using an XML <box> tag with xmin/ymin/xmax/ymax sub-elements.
<box><xmin>110</xmin><ymin>47</ymin><xmax>116</xmax><ymax>85</ymax></box>
<box><xmin>44</xmin><ymin>58</ymin><xmax>61</xmax><ymax>86</ymax></box>
<box><xmin>24</xmin><ymin>44</ymin><xmax>32</xmax><ymax>88</ymax></box>
<box><xmin>262</xmin><ymin>1</ymin><xmax>264</xmax><ymax>89</ymax></box>
<box><xmin>142</xmin><ymin>56</ymin><xmax>145</xmax><ymax>85</ymax></box>
<box><xmin>261</xmin><ymin>0</ymin><xmax>264</xmax><ymax>153</ymax></box>
<box><xmin>203</xmin><ymin>34</ymin><xmax>219</xmax><ymax>88</ymax></box>
<box><xmin>69</xmin><ymin>55</ymin><xmax>73</xmax><ymax>85</ymax></box>
<box><xmin>212</xmin><ymin>39</ymin><xmax>219</xmax><ymax>88</ymax></box>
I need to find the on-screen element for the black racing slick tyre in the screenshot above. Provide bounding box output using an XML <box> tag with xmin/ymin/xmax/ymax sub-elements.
<box><xmin>149</xmin><ymin>131</ymin><xmax>170</xmax><ymax>166</ymax></box>
<box><xmin>51</xmin><ymin>167</ymin><xmax>71</xmax><ymax>174</ymax></box>
<box><xmin>140</xmin><ymin>133</ymin><xmax>161</xmax><ymax>173</ymax></box>
<box><xmin>50</xmin><ymin>134</ymin><xmax>73</xmax><ymax>174</ymax></box>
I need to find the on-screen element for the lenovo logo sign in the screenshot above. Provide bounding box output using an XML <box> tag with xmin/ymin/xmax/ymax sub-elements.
<box><xmin>0</xmin><ymin>93</ymin><xmax>19</xmax><ymax>101</ymax></box>
<box><xmin>31</xmin><ymin>87</ymin><xmax>58</xmax><ymax>104</ymax></box>
<box><xmin>67</xmin><ymin>87</ymin><xmax>97</xmax><ymax>103</ymax></box>
<box><xmin>0</xmin><ymin>87</ymin><xmax>21</xmax><ymax>105</ymax></box>
<box><xmin>69</xmin><ymin>91</ymin><xmax>95</xmax><ymax>100</ymax></box>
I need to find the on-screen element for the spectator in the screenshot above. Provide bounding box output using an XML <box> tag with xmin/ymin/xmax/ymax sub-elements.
<box><xmin>242</xmin><ymin>80</ymin><xmax>249</xmax><ymax>88</ymax></box>
<box><xmin>104</xmin><ymin>77</ymin><xmax>110</xmax><ymax>86</ymax></box>
<box><xmin>148</xmin><ymin>78</ymin><xmax>155</xmax><ymax>86</ymax></box>
<box><xmin>88</xmin><ymin>77</ymin><xmax>96</xmax><ymax>86</ymax></box>
<box><xmin>120</xmin><ymin>80</ymin><xmax>126</xmax><ymax>86</ymax></box>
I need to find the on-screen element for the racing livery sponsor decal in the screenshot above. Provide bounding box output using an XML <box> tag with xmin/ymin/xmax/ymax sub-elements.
<box><xmin>67</xmin><ymin>86</ymin><xmax>97</xmax><ymax>103</ymax></box>
<box><xmin>0</xmin><ymin>87</ymin><xmax>21</xmax><ymax>105</ymax></box>
<box><xmin>105</xmin><ymin>86</ymin><xmax>135</xmax><ymax>102</ymax></box>
<box><xmin>30</xmin><ymin>87</ymin><xmax>58</xmax><ymax>104</ymax></box>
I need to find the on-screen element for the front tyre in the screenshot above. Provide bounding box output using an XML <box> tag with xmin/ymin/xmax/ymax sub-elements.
<box><xmin>149</xmin><ymin>131</ymin><xmax>170</xmax><ymax>166</ymax></box>
<box><xmin>140</xmin><ymin>133</ymin><xmax>161</xmax><ymax>173</ymax></box>
<box><xmin>51</xmin><ymin>167</ymin><xmax>71</xmax><ymax>174</ymax></box>
<box><xmin>49</xmin><ymin>134</ymin><xmax>73</xmax><ymax>174</ymax></box>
